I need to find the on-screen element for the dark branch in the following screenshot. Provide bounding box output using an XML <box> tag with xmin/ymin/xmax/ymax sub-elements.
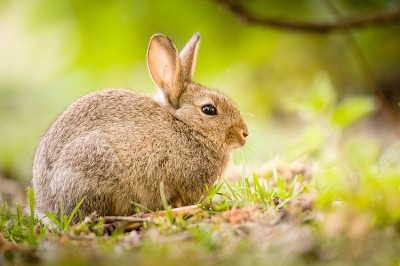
<box><xmin>215</xmin><ymin>0</ymin><xmax>400</xmax><ymax>33</ymax></box>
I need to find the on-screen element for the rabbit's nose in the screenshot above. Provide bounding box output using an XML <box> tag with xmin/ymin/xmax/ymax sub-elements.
<box><xmin>241</xmin><ymin>122</ymin><xmax>249</xmax><ymax>138</ymax></box>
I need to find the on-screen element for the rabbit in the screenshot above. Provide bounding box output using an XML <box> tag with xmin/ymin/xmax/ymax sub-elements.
<box><xmin>32</xmin><ymin>33</ymin><xmax>248</xmax><ymax>219</ymax></box>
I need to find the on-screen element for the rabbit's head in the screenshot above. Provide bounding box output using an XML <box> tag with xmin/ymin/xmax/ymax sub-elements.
<box><xmin>148</xmin><ymin>33</ymin><xmax>248</xmax><ymax>151</ymax></box>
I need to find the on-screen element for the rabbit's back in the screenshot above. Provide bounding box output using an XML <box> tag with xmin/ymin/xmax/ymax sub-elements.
<box><xmin>34</xmin><ymin>89</ymin><xmax>164</xmax><ymax>178</ymax></box>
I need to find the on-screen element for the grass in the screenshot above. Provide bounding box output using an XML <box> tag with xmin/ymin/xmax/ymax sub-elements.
<box><xmin>2</xmin><ymin>156</ymin><xmax>400</xmax><ymax>266</ymax></box>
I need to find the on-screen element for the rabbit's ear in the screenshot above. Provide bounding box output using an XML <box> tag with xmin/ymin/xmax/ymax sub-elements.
<box><xmin>147</xmin><ymin>34</ymin><xmax>183</xmax><ymax>107</ymax></box>
<box><xmin>179</xmin><ymin>33</ymin><xmax>200</xmax><ymax>81</ymax></box>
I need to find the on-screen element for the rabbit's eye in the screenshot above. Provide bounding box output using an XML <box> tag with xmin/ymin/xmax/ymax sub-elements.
<box><xmin>201</xmin><ymin>104</ymin><xmax>217</xmax><ymax>115</ymax></box>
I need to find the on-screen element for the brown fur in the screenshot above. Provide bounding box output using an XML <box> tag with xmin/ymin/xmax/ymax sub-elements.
<box><xmin>32</xmin><ymin>33</ymin><xmax>248</xmax><ymax>217</ymax></box>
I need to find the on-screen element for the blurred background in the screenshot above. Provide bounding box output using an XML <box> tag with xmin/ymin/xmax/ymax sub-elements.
<box><xmin>1</xmin><ymin>0</ymin><xmax>400</xmax><ymax>198</ymax></box>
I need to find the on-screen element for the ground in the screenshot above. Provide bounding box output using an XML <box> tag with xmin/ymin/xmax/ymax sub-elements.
<box><xmin>2</xmin><ymin>157</ymin><xmax>400</xmax><ymax>265</ymax></box>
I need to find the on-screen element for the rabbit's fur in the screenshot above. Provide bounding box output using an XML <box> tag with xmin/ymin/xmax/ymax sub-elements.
<box><xmin>32</xmin><ymin>33</ymin><xmax>248</xmax><ymax>217</ymax></box>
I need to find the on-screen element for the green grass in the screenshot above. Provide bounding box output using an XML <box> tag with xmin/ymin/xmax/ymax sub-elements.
<box><xmin>2</xmin><ymin>159</ymin><xmax>400</xmax><ymax>266</ymax></box>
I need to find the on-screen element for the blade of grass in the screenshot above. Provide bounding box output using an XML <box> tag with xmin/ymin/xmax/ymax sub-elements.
<box><xmin>16</xmin><ymin>203</ymin><xmax>22</xmax><ymax>227</ymax></box>
<box><xmin>252</xmin><ymin>173</ymin><xmax>267</xmax><ymax>204</ymax></box>
<box><xmin>204</xmin><ymin>182</ymin><xmax>225</xmax><ymax>208</ymax></box>
<box><xmin>223</xmin><ymin>180</ymin><xmax>241</xmax><ymax>201</ymax></box>
<box><xmin>27</xmin><ymin>187</ymin><xmax>35</xmax><ymax>226</ymax></box>
<box><xmin>159</xmin><ymin>181</ymin><xmax>174</xmax><ymax>224</ymax></box>
<box><xmin>131</xmin><ymin>201</ymin><xmax>155</xmax><ymax>213</ymax></box>
<box><xmin>288</xmin><ymin>175</ymin><xmax>302</xmax><ymax>199</ymax></box>
<box><xmin>65</xmin><ymin>197</ymin><xmax>86</xmax><ymax>231</ymax></box>
<box><xmin>244</xmin><ymin>177</ymin><xmax>253</xmax><ymax>203</ymax></box>
<box><xmin>44</xmin><ymin>211</ymin><xmax>62</xmax><ymax>229</ymax></box>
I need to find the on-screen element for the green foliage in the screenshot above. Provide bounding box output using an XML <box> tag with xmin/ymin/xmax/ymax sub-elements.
<box><xmin>159</xmin><ymin>181</ymin><xmax>174</xmax><ymax>225</ymax></box>
<box><xmin>316</xmin><ymin>139</ymin><xmax>400</xmax><ymax>227</ymax></box>
<box><xmin>0</xmin><ymin>189</ymin><xmax>46</xmax><ymax>246</ymax></box>
<box><xmin>283</xmin><ymin>73</ymin><xmax>377</xmax><ymax>162</ymax></box>
<box><xmin>217</xmin><ymin>173</ymin><xmax>305</xmax><ymax>208</ymax></box>
<box><xmin>283</xmin><ymin>73</ymin><xmax>400</xmax><ymax>230</ymax></box>
<box><xmin>332</xmin><ymin>97</ymin><xmax>375</xmax><ymax>128</ymax></box>
<box><xmin>285</xmin><ymin>73</ymin><xmax>376</xmax><ymax>130</ymax></box>
<box><xmin>44</xmin><ymin>197</ymin><xmax>85</xmax><ymax>233</ymax></box>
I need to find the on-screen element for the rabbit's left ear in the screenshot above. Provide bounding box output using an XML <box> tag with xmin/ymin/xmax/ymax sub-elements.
<box><xmin>179</xmin><ymin>33</ymin><xmax>200</xmax><ymax>81</ymax></box>
<box><xmin>147</xmin><ymin>34</ymin><xmax>183</xmax><ymax>107</ymax></box>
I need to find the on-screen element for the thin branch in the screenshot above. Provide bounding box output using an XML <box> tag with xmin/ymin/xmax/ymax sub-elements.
<box><xmin>101</xmin><ymin>216</ymin><xmax>151</xmax><ymax>223</ymax></box>
<box><xmin>87</xmin><ymin>205</ymin><xmax>203</xmax><ymax>233</ymax></box>
<box><xmin>216</xmin><ymin>0</ymin><xmax>400</xmax><ymax>33</ymax></box>
<box><xmin>141</xmin><ymin>204</ymin><xmax>201</xmax><ymax>218</ymax></box>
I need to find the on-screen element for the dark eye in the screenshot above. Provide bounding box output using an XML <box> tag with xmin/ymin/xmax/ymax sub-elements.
<box><xmin>201</xmin><ymin>104</ymin><xmax>217</xmax><ymax>115</ymax></box>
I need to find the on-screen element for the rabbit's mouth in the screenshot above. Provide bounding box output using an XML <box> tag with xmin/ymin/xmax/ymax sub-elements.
<box><xmin>225</xmin><ymin>126</ymin><xmax>248</xmax><ymax>149</ymax></box>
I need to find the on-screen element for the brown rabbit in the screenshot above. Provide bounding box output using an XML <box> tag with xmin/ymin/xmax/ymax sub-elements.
<box><xmin>32</xmin><ymin>33</ymin><xmax>248</xmax><ymax>218</ymax></box>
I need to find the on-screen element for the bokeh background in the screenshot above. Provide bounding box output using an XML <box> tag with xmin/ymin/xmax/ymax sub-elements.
<box><xmin>1</xmin><ymin>0</ymin><xmax>400</xmax><ymax>187</ymax></box>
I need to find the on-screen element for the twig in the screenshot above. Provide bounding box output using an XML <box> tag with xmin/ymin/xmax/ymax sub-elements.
<box><xmin>91</xmin><ymin>205</ymin><xmax>201</xmax><ymax>224</ymax></box>
<box><xmin>123</xmin><ymin>223</ymin><xmax>143</xmax><ymax>232</ymax></box>
<box><xmin>86</xmin><ymin>205</ymin><xmax>202</xmax><ymax>233</ymax></box>
<box><xmin>101</xmin><ymin>216</ymin><xmax>151</xmax><ymax>223</ymax></box>
<box><xmin>141</xmin><ymin>204</ymin><xmax>201</xmax><ymax>218</ymax></box>
<box><xmin>215</xmin><ymin>0</ymin><xmax>400</xmax><ymax>33</ymax></box>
